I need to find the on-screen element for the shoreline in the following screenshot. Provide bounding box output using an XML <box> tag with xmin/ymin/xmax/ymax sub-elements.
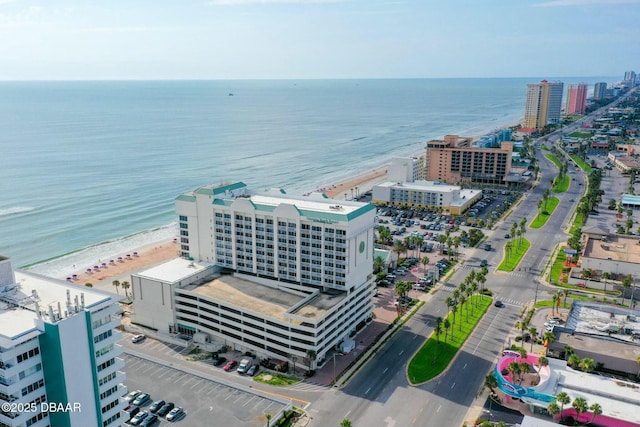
<box><xmin>35</xmin><ymin>121</ymin><xmax>524</xmax><ymax>284</ymax></box>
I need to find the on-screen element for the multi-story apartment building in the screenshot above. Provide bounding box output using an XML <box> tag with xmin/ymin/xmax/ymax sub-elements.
<box><xmin>387</xmin><ymin>157</ymin><xmax>423</xmax><ymax>183</ymax></box>
<box><xmin>593</xmin><ymin>82</ymin><xmax>607</xmax><ymax>100</ymax></box>
<box><xmin>523</xmin><ymin>80</ymin><xmax>564</xmax><ymax>130</ymax></box>
<box><xmin>423</xmin><ymin>135</ymin><xmax>513</xmax><ymax>185</ymax></box>
<box><xmin>565</xmin><ymin>83</ymin><xmax>588</xmax><ymax>114</ymax></box>
<box><xmin>0</xmin><ymin>257</ymin><xmax>127</xmax><ymax>427</ymax></box>
<box><xmin>623</xmin><ymin>70</ymin><xmax>636</xmax><ymax>86</ymax></box>
<box><xmin>131</xmin><ymin>183</ymin><xmax>376</xmax><ymax>368</ymax></box>
<box><xmin>371</xmin><ymin>181</ymin><xmax>482</xmax><ymax>214</ymax></box>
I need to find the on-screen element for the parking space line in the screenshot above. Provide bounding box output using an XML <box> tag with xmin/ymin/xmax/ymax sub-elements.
<box><xmin>242</xmin><ymin>396</ymin><xmax>256</xmax><ymax>407</ymax></box>
<box><xmin>190</xmin><ymin>380</ymin><xmax>203</xmax><ymax>390</ymax></box>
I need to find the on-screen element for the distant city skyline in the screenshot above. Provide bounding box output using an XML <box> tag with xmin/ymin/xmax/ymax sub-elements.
<box><xmin>0</xmin><ymin>0</ymin><xmax>638</xmax><ymax>80</ymax></box>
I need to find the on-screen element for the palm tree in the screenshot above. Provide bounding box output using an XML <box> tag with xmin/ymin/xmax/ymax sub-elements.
<box><xmin>340</xmin><ymin>418</ymin><xmax>352</xmax><ymax>427</ymax></box>
<box><xmin>578</xmin><ymin>357</ymin><xmax>596</xmax><ymax>373</ymax></box>
<box><xmin>421</xmin><ymin>256</ymin><xmax>430</xmax><ymax>273</ymax></box>
<box><xmin>265</xmin><ymin>413</ymin><xmax>272</xmax><ymax>427</ymax></box>
<box><xmin>572</xmin><ymin>397</ymin><xmax>588</xmax><ymax>424</ymax></box>
<box><xmin>622</xmin><ymin>275</ymin><xmax>632</xmax><ymax>305</ymax></box>
<box><xmin>373</xmin><ymin>255</ymin><xmax>386</xmax><ymax>273</ymax></box>
<box><xmin>459</xmin><ymin>294</ymin><xmax>467</xmax><ymax>323</ymax></box>
<box><xmin>112</xmin><ymin>280</ymin><xmax>120</xmax><ymax>295</ymax></box>
<box><xmin>443</xmin><ymin>319</ymin><xmax>451</xmax><ymax>343</ymax></box>
<box><xmin>451</xmin><ymin>305</ymin><xmax>458</xmax><ymax>336</ymax></box>
<box><xmin>516</xmin><ymin>319</ymin><xmax>529</xmax><ymax>342</ymax></box>
<box><xmin>476</xmin><ymin>273</ymin><xmax>486</xmax><ymax>296</ymax></box>
<box><xmin>552</xmin><ymin>292</ymin><xmax>559</xmax><ymax>316</ymax></box>
<box><xmin>589</xmin><ymin>402</ymin><xmax>603</xmax><ymax>425</ymax></box>
<box><xmin>484</xmin><ymin>373</ymin><xmax>498</xmax><ymax>394</ymax></box>
<box><xmin>529</xmin><ymin>326</ymin><xmax>537</xmax><ymax>352</ymax></box>
<box><xmin>508</xmin><ymin>361</ymin><xmax>521</xmax><ymax>384</ymax></box>
<box><xmin>568</xmin><ymin>354</ymin><xmax>581</xmax><ymax>369</ymax></box>
<box><xmin>537</xmin><ymin>356</ymin><xmax>548</xmax><ymax>384</ymax></box>
<box><xmin>434</xmin><ymin>317</ymin><xmax>443</xmax><ymax>363</ymax></box>
<box><xmin>85</xmin><ymin>282</ymin><xmax>93</xmax><ymax>287</ymax></box>
<box><xmin>121</xmin><ymin>280</ymin><xmax>130</xmax><ymax>298</ymax></box>
<box><xmin>543</xmin><ymin>330</ymin><xmax>555</xmax><ymax>354</ymax></box>
<box><xmin>305</xmin><ymin>349</ymin><xmax>317</xmax><ymax>370</ymax></box>
<box><xmin>547</xmin><ymin>401</ymin><xmax>561</xmax><ymax>419</ymax></box>
<box><xmin>562</xmin><ymin>288</ymin><xmax>569</xmax><ymax>307</ymax></box>
<box><xmin>556</xmin><ymin>391</ymin><xmax>571</xmax><ymax>422</ymax></box>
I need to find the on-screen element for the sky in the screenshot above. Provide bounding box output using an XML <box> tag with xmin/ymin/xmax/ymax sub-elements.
<box><xmin>0</xmin><ymin>0</ymin><xmax>638</xmax><ymax>80</ymax></box>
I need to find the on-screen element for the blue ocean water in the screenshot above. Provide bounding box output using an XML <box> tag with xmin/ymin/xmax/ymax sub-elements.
<box><xmin>0</xmin><ymin>77</ymin><xmax>615</xmax><ymax>274</ymax></box>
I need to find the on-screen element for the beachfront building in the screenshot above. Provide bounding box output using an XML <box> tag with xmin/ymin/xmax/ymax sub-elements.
<box><xmin>524</xmin><ymin>80</ymin><xmax>564</xmax><ymax>130</ymax></box>
<box><xmin>593</xmin><ymin>82</ymin><xmax>607</xmax><ymax>100</ymax></box>
<box><xmin>371</xmin><ymin>180</ymin><xmax>482</xmax><ymax>214</ymax></box>
<box><xmin>565</xmin><ymin>83</ymin><xmax>588</xmax><ymax>115</ymax></box>
<box><xmin>387</xmin><ymin>157</ymin><xmax>423</xmax><ymax>183</ymax></box>
<box><xmin>0</xmin><ymin>256</ymin><xmax>127</xmax><ymax>427</ymax></box>
<box><xmin>423</xmin><ymin>136</ymin><xmax>514</xmax><ymax>185</ymax></box>
<box><xmin>624</xmin><ymin>70</ymin><xmax>637</xmax><ymax>87</ymax></box>
<box><xmin>131</xmin><ymin>182</ymin><xmax>377</xmax><ymax>368</ymax></box>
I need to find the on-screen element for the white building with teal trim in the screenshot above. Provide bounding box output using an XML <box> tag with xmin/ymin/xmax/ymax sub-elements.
<box><xmin>135</xmin><ymin>182</ymin><xmax>377</xmax><ymax>367</ymax></box>
<box><xmin>0</xmin><ymin>256</ymin><xmax>127</xmax><ymax>427</ymax></box>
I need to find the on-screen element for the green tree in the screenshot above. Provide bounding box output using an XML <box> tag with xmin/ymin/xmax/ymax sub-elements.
<box><xmin>121</xmin><ymin>280</ymin><xmax>131</xmax><ymax>298</ymax></box>
<box><xmin>484</xmin><ymin>373</ymin><xmax>498</xmax><ymax>394</ymax></box>
<box><xmin>443</xmin><ymin>319</ymin><xmax>451</xmax><ymax>343</ymax></box>
<box><xmin>622</xmin><ymin>275</ymin><xmax>633</xmax><ymax>305</ymax></box>
<box><xmin>547</xmin><ymin>401</ymin><xmax>561</xmax><ymax>419</ymax></box>
<box><xmin>578</xmin><ymin>357</ymin><xmax>596</xmax><ymax>373</ymax></box>
<box><xmin>85</xmin><ymin>282</ymin><xmax>93</xmax><ymax>287</ymax></box>
<box><xmin>421</xmin><ymin>256</ymin><xmax>430</xmax><ymax>273</ymax></box>
<box><xmin>529</xmin><ymin>326</ymin><xmax>538</xmax><ymax>352</ymax></box>
<box><xmin>556</xmin><ymin>391</ymin><xmax>571</xmax><ymax>422</ymax></box>
<box><xmin>589</xmin><ymin>402</ymin><xmax>603</xmax><ymax>425</ymax></box>
<box><xmin>112</xmin><ymin>280</ymin><xmax>120</xmax><ymax>295</ymax></box>
<box><xmin>601</xmin><ymin>271</ymin><xmax>611</xmax><ymax>296</ymax></box>
<box><xmin>537</xmin><ymin>356</ymin><xmax>548</xmax><ymax>384</ymax></box>
<box><xmin>572</xmin><ymin>397</ymin><xmax>588</xmax><ymax>424</ymax></box>
<box><xmin>340</xmin><ymin>418</ymin><xmax>352</xmax><ymax>427</ymax></box>
<box><xmin>373</xmin><ymin>255</ymin><xmax>386</xmax><ymax>274</ymax></box>
<box><xmin>265</xmin><ymin>413</ymin><xmax>272</xmax><ymax>427</ymax></box>
<box><xmin>568</xmin><ymin>353</ymin><xmax>581</xmax><ymax>369</ymax></box>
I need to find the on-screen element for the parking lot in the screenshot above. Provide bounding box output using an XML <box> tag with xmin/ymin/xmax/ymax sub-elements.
<box><xmin>123</xmin><ymin>354</ymin><xmax>289</xmax><ymax>427</ymax></box>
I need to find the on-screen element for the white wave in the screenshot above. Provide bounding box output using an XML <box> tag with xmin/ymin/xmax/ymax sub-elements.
<box><xmin>26</xmin><ymin>223</ymin><xmax>178</xmax><ymax>279</ymax></box>
<box><xmin>0</xmin><ymin>206</ymin><xmax>35</xmax><ymax>217</ymax></box>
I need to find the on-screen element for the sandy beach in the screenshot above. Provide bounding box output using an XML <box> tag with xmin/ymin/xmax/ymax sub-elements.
<box><xmin>66</xmin><ymin>239</ymin><xmax>180</xmax><ymax>287</ymax></box>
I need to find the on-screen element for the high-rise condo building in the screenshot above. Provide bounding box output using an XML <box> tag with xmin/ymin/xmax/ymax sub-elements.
<box><xmin>523</xmin><ymin>80</ymin><xmax>564</xmax><ymax>130</ymax></box>
<box><xmin>0</xmin><ymin>257</ymin><xmax>127</xmax><ymax>427</ymax></box>
<box><xmin>593</xmin><ymin>82</ymin><xmax>607</xmax><ymax>100</ymax></box>
<box><xmin>423</xmin><ymin>135</ymin><xmax>513</xmax><ymax>185</ymax></box>
<box><xmin>623</xmin><ymin>70</ymin><xmax>636</xmax><ymax>86</ymax></box>
<box><xmin>565</xmin><ymin>83</ymin><xmax>588</xmax><ymax>114</ymax></box>
<box><xmin>130</xmin><ymin>183</ymin><xmax>376</xmax><ymax>368</ymax></box>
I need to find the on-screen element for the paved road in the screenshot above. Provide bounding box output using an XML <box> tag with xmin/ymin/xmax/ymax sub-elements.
<box><xmin>302</xmin><ymin>96</ymin><xmax>640</xmax><ymax>426</ymax></box>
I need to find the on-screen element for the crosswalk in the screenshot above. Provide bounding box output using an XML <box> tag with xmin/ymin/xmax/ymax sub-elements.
<box><xmin>439</xmin><ymin>283</ymin><xmax>525</xmax><ymax>307</ymax></box>
<box><xmin>456</xmin><ymin>263</ymin><xmax>532</xmax><ymax>280</ymax></box>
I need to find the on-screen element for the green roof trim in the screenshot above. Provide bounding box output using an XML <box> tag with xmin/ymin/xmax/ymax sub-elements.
<box><xmin>176</xmin><ymin>194</ymin><xmax>196</xmax><ymax>202</ymax></box>
<box><xmin>212</xmin><ymin>182</ymin><xmax>246</xmax><ymax>195</ymax></box>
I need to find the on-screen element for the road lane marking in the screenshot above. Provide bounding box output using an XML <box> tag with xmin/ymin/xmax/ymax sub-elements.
<box><xmin>383</xmin><ymin>367</ymin><xmax>388</xmax><ymax>374</ymax></box>
<box><xmin>398</xmin><ymin>350</ymin><xmax>404</xmax><ymax>356</ymax></box>
<box><xmin>463</xmin><ymin>363</ymin><xmax>467</xmax><ymax>369</ymax></box>
<box><xmin>365</xmin><ymin>387</ymin><xmax>371</xmax><ymax>395</ymax></box>
<box><xmin>344</xmin><ymin>411</ymin><xmax>351</xmax><ymax>418</ymax></box>
<box><xmin>436</xmin><ymin>404</ymin><xmax>441</xmax><ymax>413</ymax></box>
<box><xmin>450</xmin><ymin>382</ymin><xmax>455</xmax><ymax>389</ymax></box>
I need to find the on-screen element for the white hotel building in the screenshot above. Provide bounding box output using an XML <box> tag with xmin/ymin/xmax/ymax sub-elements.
<box><xmin>132</xmin><ymin>182</ymin><xmax>377</xmax><ymax>368</ymax></box>
<box><xmin>0</xmin><ymin>257</ymin><xmax>127</xmax><ymax>427</ymax></box>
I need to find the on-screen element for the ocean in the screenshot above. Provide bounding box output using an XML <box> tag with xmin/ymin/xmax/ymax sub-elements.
<box><xmin>0</xmin><ymin>77</ymin><xmax>616</xmax><ymax>276</ymax></box>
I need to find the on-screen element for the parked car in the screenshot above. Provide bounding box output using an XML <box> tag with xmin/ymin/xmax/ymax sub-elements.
<box><xmin>212</xmin><ymin>355</ymin><xmax>227</xmax><ymax>366</ymax></box>
<box><xmin>480</xmin><ymin>259</ymin><xmax>488</xmax><ymax>267</ymax></box>
<box><xmin>166</xmin><ymin>407</ymin><xmax>184</xmax><ymax>422</ymax></box>
<box><xmin>149</xmin><ymin>400</ymin><xmax>165</xmax><ymax>414</ymax></box>
<box><xmin>140</xmin><ymin>413</ymin><xmax>158</xmax><ymax>427</ymax></box>
<box><xmin>223</xmin><ymin>360</ymin><xmax>238</xmax><ymax>372</ymax></box>
<box><xmin>130</xmin><ymin>410</ymin><xmax>149</xmax><ymax>426</ymax></box>
<box><xmin>125</xmin><ymin>390</ymin><xmax>142</xmax><ymax>403</ymax></box>
<box><xmin>237</xmin><ymin>358</ymin><xmax>253</xmax><ymax>375</ymax></box>
<box><xmin>124</xmin><ymin>405</ymin><xmax>140</xmax><ymax>421</ymax></box>
<box><xmin>157</xmin><ymin>402</ymin><xmax>175</xmax><ymax>417</ymax></box>
<box><xmin>131</xmin><ymin>334</ymin><xmax>146</xmax><ymax>343</ymax></box>
<box><xmin>494</xmin><ymin>300</ymin><xmax>504</xmax><ymax>308</ymax></box>
<box><xmin>133</xmin><ymin>393</ymin><xmax>151</xmax><ymax>406</ymax></box>
<box><xmin>247</xmin><ymin>364</ymin><xmax>259</xmax><ymax>377</ymax></box>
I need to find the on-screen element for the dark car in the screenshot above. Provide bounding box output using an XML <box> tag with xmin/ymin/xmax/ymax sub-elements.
<box><xmin>157</xmin><ymin>402</ymin><xmax>175</xmax><ymax>417</ymax></box>
<box><xmin>247</xmin><ymin>364</ymin><xmax>259</xmax><ymax>377</ymax></box>
<box><xmin>504</xmin><ymin>233</ymin><xmax>510</xmax><ymax>239</ymax></box>
<box><xmin>140</xmin><ymin>413</ymin><xmax>158</xmax><ymax>427</ymax></box>
<box><xmin>124</xmin><ymin>405</ymin><xmax>140</xmax><ymax>421</ymax></box>
<box><xmin>149</xmin><ymin>400</ymin><xmax>165</xmax><ymax>414</ymax></box>
<box><xmin>223</xmin><ymin>360</ymin><xmax>238</xmax><ymax>372</ymax></box>
<box><xmin>212</xmin><ymin>355</ymin><xmax>227</xmax><ymax>366</ymax></box>
<box><xmin>494</xmin><ymin>300</ymin><xmax>504</xmax><ymax>308</ymax></box>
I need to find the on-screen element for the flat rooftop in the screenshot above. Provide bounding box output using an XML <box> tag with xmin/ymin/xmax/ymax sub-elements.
<box><xmin>534</xmin><ymin>358</ymin><xmax>640</xmax><ymax>424</ymax></box>
<box><xmin>376</xmin><ymin>180</ymin><xmax>461</xmax><ymax>193</ymax></box>
<box><xmin>250</xmin><ymin>193</ymin><xmax>363</xmax><ymax>216</ymax></box>
<box><xmin>135</xmin><ymin>257</ymin><xmax>212</xmax><ymax>283</ymax></box>
<box><xmin>582</xmin><ymin>234</ymin><xmax>640</xmax><ymax>262</ymax></box>
<box><xmin>0</xmin><ymin>271</ymin><xmax>118</xmax><ymax>344</ymax></box>
<box><xmin>181</xmin><ymin>275</ymin><xmax>345</xmax><ymax>324</ymax></box>
<box><xmin>564</xmin><ymin>302</ymin><xmax>640</xmax><ymax>344</ymax></box>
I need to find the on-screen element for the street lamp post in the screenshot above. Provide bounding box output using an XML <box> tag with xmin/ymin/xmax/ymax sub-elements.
<box><xmin>332</xmin><ymin>353</ymin><xmax>337</xmax><ymax>386</ymax></box>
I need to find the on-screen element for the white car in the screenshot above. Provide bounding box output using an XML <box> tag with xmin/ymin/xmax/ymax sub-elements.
<box><xmin>131</xmin><ymin>334</ymin><xmax>146</xmax><ymax>343</ymax></box>
<box><xmin>544</xmin><ymin>320</ymin><xmax>558</xmax><ymax>328</ymax></box>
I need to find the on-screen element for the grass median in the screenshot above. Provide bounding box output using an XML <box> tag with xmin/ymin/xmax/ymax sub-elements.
<box><xmin>530</xmin><ymin>196</ymin><xmax>559</xmax><ymax>229</ymax></box>
<box><xmin>569</xmin><ymin>154</ymin><xmax>592</xmax><ymax>172</ymax></box>
<box><xmin>498</xmin><ymin>238</ymin><xmax>531</xmax><ymax>272</ymax></box>
<box><xmin>552</xmin><ymin>175</ymin><xmax>569</xmax><ymax>193</ymax></box>
<box><xmin>408</xmin><ymin>295</ymin><xmax>491</xmax><ymax>384</ymax></box>
<box><xmin>545</xmin><ymin>153</ymin><xmax>562</xmax><ymax>169</ymax></box>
